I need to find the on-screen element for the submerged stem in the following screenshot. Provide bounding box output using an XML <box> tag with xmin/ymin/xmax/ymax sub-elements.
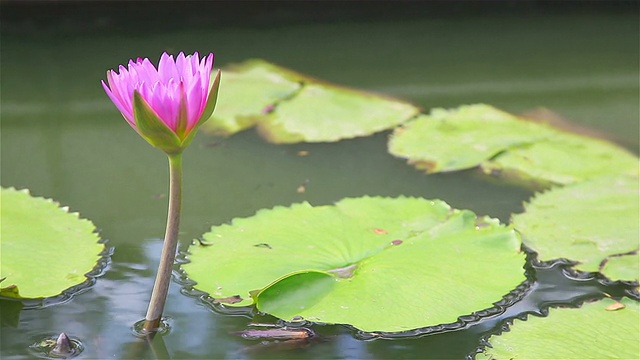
<box><xmin>143</xmin><ymin>153</ymin><xmax>183</xmax><ymax>332</ymax></box>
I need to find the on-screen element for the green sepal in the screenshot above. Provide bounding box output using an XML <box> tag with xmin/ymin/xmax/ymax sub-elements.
<box><xmin>202</xmin><ymin>69</ymin><xmax>222</xmax><ymax>125</ymax></box>
<box><xmin>133</xmin><ymin>91</ymin><xmax>182</xmax><ymax>154</ymax></box>
<box><xmin>180</xmin><ymin>69</ymin><xmax>222</xmax><ymax>150</ymax></box>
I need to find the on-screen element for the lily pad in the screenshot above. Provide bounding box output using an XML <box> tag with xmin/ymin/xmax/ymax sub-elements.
<box><xmin>183</xmin><ymin>196</ymin><xmax>526</xmax><ymax>332</ymax></box>
<box><xmin>511</xmin><ymin>174</ymin><xmax>639</xmax><ymax>281</ymax></box>
<box><xmin>201</xmin><ymin>60</ymin><xmax>302</xmax><ymax>136</ymax></box>
<box><xmin>479</xmin><ymin>297</ymin><xmax>640</xmax><ymax>359</ymax></box>
<box><xmin>388</xmin><ymin>104</ymin><xmax>553</xmax><ymax>173</ymax></box>
<box><xmin>202</xmin><ymin>59</ymin><xmax>420</xmax><ymax>143</ymax></box>
<box><xmin>257</xmin><ymin>82</ymin><xmax>420</xmax><ymax>143</ymax></box>
<box><xmin>481</xmin><ymin>131</ymin><xmax>638</xmax><ymax>187</ymax></box>
<box><xmin>0</xmin><ymin>187</ymin><xmax>104</xmax><ymax>299</ymax></box>
<box><xmin>388</xmin><ymin>104</ymin><xmax>638</xmax><ymax>187</ymax></box>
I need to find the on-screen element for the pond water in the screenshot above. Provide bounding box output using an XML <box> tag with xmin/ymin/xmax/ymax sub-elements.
<box><xmin>1</xmin><ymin>3</ymin><xmax>638</xmax><ymax>359</ymax></box>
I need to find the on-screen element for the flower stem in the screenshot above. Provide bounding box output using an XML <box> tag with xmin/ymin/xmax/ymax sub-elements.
<box><xmin>143</xmin><ymin>153</ymin><xmax>183</xmax><ymax>333</ymax></box>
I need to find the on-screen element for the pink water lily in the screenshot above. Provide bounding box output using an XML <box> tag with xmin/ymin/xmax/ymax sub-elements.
<box><xmin>102</xmin><ymin>52</ymin><xmax>221</xmax><ymax>154</ymax></box>
<box><xmin>101</xmin><ymin>51</ymin><xmax>222</xmax><ymax>332</ymax></box>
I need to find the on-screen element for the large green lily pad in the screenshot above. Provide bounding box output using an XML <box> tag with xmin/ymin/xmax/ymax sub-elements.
<box><xmin>0</xmin><ymin>187</ymin><xmax>104</xmax><ymax>299</ymax></box>
<box><xmin>201</xmin><ymin>59</ymin><xmax>420</xmax><ymax>143</ymax></box>
<box><xmin>511</xmin><ymin>174</ymin><xmax>639</xmax><ymax>281</ymax></box>
<box><xmin>183</xmin><ymin>196</ymin><xmax>526</xmax><ymax>332</ymax></box>
<box><xmin>388</xmin><ymin>104</ymin><xmax>552</xmax><ymax>173</ymax></box>
<box><xmin>479</xmin><ymin>297</ymin><xmax>640</xmax><ymax>359</ymax></box>
<box><xmin>201</xmin><ymin>60</ymin><xmax>301</xmax><ymax>136</ymax></box>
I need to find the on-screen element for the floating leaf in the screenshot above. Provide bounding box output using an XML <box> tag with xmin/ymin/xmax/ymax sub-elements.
<box><xmin>479</xmin><ymin>297</ymin><xmax>640</xmax><ymax>359</ymax></box>
<box><xmin>0</xmin><ymin>187</ymin><xmax>104</xmax><ymax>299</ymax></box>
<box><xmin>388</xmin><ymin>104</ymin><xmax>551</xmax><ymax>173</ymax></box>
<box><xmin>202</xmin><ymin>59</ymin><xmax>419</xmax><ymax>143</ymax></box>
<box><xmin>511</xmin><ymin>174</ymin><xmax>639</xmax><ymax>281</ymax></box>
<box><xmin>257</xmin><ymin>82</ymin><xmax>420</xmax><ymax>143</ymax></box>
<box><xmin>183</xmin><ymin>196</ymin><xmax>525</xmax><ymax>332</ymax></box>
<box><xmin>388</xmin><ymin>104</ymin><xmax>638</xmax><ymax>187</ymax></box>
<box><xmin>481</xmin><ymin>130</ymin><xmax>638</xmax><ymax>187</ymax></box>
<box><xmin>201</xmin><ymin>60</ymin><xmax>302</xmax><ymax>136</ymax></box>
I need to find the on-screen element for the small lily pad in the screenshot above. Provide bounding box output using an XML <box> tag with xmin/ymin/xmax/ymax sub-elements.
<box><xmin>479</xmin><ymin>297</ymin><xmax>640</xmax><ymax>359</ymax></box>
<box><xmin>481</xmin><ymin>131</ymin><xmax>638</xmax><ymax>187</ymax></box>
<box><xmin>202</xmin><ymin>59</ymin><xmax>420</xmax><ymax>143</ymax></box>
<box><xmin>511</xmin><ymin>174</ymin><xmax>639</xmax><ymax>281</ymax></box>
<box><xmin>388</xmin><ymin>104</ymin><xmax>553</xmax><ymax>173</ymax></box>
<box><xmin>257</xmin><ymin>82</ymin><xmax>420</xmax><ymax>143</ymax></box>
<box><xmin>0</xmin><ymin>187</ymin><xmax>104</xmax><ymax>299</ymax></box>
<box><xmin>183</xmin><ymin>196</ymin><xmax>526</xmax><ymax>332</ymax></box>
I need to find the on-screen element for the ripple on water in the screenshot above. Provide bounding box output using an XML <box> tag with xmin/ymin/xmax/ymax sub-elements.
<box><xmin>29</xmin><ymin>333</ymin><xmax>84</xmax><ymax>359</ymax></box>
